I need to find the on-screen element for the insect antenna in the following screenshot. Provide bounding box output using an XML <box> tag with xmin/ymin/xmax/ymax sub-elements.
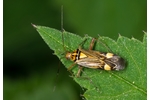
<box><xmin>61</xmin><ymin>5</ymin><xmax>67</xmax><ymax>53</ymax></box>
<box><xmin>53</xmin><ymin>5</ymin><xmax>65</xmax><ymax>92</ymax></box>
<box><xmin>98</xmin><ymin>35</ymin><xmax>113</xmax><ymax>53</ymax></box>
<box><xmin>53</xmin><ymin>61</ymin><xmax>61</xmax><ymax>92</ymax></box>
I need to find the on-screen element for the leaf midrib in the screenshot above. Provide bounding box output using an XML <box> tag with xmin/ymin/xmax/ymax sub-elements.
<box><xmin>117</xmin><ymin>37</ymin><xmax>146</xmax><ymax>94</ymax></box>
<box><xmin>110</xmin><ymin>72</ymin><xmax>146</xmax><ymax>94</ymax></box>
<box><xmin>38</xmin><ymin>27</ymin><xmax>74</xmax><ymax>51</ymax></box>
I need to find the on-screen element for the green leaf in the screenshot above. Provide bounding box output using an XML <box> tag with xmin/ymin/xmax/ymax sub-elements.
<box><xmin>33</xmin><ymin>24</ymin><xmax>147</xmax><ymax>100</ymax></box>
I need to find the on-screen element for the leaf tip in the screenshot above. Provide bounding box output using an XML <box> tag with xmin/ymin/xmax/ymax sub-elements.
<box><xmin>118</xmin><ymin>33</ymin><xmax>122</xmax><ymax>38</ymax></box>
<box><xmin>131</xmin><ymin>36</ymin><xmax>135</xmax><ymax>40</ymax></box>
<box><xmin>31</xmin><ymin>23</ymin><xmax>37</xmax><ymax>28</ymax></box>
<box><xmin>98</xmin><ymin>34</ymin><xmax>101</xmax><ymax>37</ymax></box>
<box><xmin>142</xmin><ymin>30</ymin><xmax>147</xmax><ymax>34</ymax></box>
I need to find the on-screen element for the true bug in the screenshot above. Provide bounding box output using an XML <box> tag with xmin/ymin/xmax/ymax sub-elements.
<box><xmin>61</xmin><ymin>6</ymin><xmax>125</xmax><ymax>77</ymax></box>
<box><xmin>65</xmin><ymin>38</ymin><xmax>125</xmax><ymax>77</ymax></box>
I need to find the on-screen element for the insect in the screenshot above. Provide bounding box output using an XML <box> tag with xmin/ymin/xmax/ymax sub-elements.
<box><xmin>61</xmin><ymin>6</ymin><xmax>125</xmax><ymax>77</ymax></box>
<box><xmin>65</xmin><ymin>38</ymin><xmax>125</xmax><ymax>77</ymax></box>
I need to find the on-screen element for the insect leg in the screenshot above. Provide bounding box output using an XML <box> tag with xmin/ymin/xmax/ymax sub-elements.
<box><xmin>67</xmin><ymin>63</ymin><xmax>83</xmax><ymax>77</ymax></box>
<box><xmin>78</xmin><ymin>39</ymin><xmax>87</xmax><ymax>49</ymax></box>
<box><xmin>67</xmin><ymin>62</ymin><xmax>76</xmax><ymax>71</ymax></box>
<box><xmin>76</xmin><ymin>66</ymin><xmax>83</xmax><ymax>77</ymax></box>
<box><xmin>89</xmin><ymin>38</ymin><xmax>96</xmax><ymax>50</ymax></box>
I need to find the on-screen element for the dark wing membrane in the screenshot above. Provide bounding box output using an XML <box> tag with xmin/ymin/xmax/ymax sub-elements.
<box><xmin>105</xmin><ymin>56</ymin><xmax>125</xmax><ymax>70</ymax></box>
<box><xmin>104</xmin><ymin>59</ymin><xmax>116</xmax><ymax>70</ymax></box>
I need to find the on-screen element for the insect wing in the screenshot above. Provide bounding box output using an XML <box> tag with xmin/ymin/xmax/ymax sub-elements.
<box><xmin>79</xmin><ymin>48</ymin><xmax>106</xmax><ymax>59</ymax></box>
<box><xmin>76</xmin><ymin>57</ymin><xmax>105</xmax><ymax>69</ymax></box>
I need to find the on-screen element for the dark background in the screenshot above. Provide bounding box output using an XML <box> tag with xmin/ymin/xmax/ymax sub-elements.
<box><xmin>4</xmin><ymin>0</ymin><xmax>146</xmax><ymax>100</ymax></box>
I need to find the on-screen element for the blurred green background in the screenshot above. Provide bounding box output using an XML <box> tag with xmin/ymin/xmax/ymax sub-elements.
<box><xmin>4</xmin><ymin>0</ymin><xmax>146</xmax><ymax>100</ymax></box>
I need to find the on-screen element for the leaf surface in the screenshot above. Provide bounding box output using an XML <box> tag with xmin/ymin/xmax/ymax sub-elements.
<box><xmin>33</xmin><ymin>25</ymin><xmax>147</xmax><ymax>100</ymax></box>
